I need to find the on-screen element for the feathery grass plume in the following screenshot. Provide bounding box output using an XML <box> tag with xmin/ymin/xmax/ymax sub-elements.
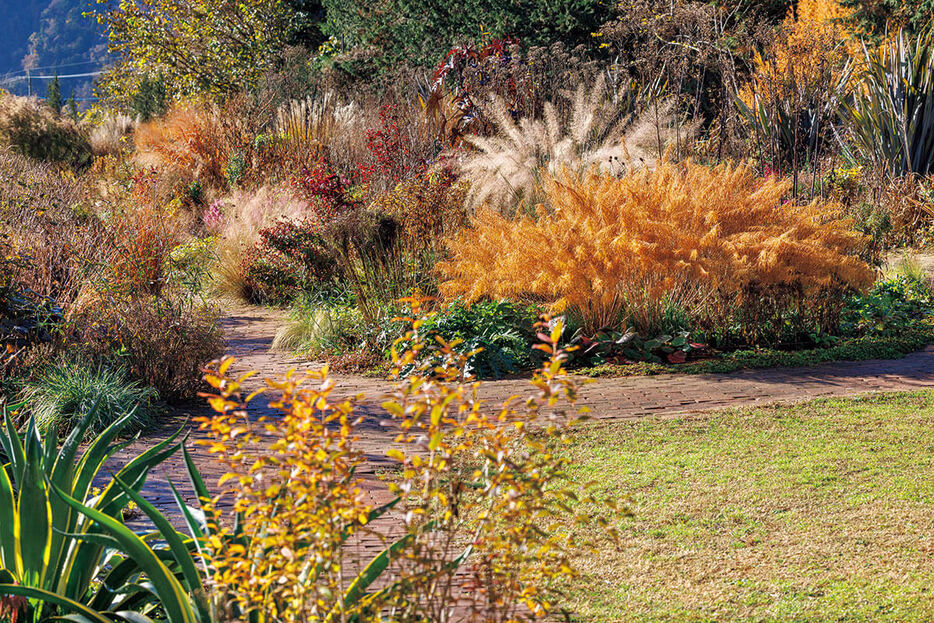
<box><xmin>439</xmin><ymin>161</ymin><xmax>874</xmax><ymax>338</ymax></box>
<box><xmin>460</xmin><ymin>74</ymin><xmax>680</xmax><ymax>213</ymax></box>
<box><xmin>208</xmin><ymin>185</ymin><xmax>309</xmax><ymax>301</ymax></box>
<box><xmin>90</xmin><ymin>112</ymin><xmax>138</xmax><ymax>156</ymax></box>
<box><xmin>267</xmin><ymin>92</ymin><xmax>362</xmax><ymax>175</ymax></box>
<box><xmin>275</xmin><ymin>91</ymin><xmax>359</xmax><ymax>148</ymax></box>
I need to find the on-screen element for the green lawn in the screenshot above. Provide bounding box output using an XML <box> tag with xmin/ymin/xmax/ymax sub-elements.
<box><xmin>560</xmin><ymin>391</ymin><xmax>934</xmax><ymax>622</ymax></box>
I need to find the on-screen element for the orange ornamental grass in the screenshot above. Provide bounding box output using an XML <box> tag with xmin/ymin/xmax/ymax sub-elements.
<box><xmin>439</xmin><ymin>160</ymin><xmax>875</xmax><ymax>336</ymax></box>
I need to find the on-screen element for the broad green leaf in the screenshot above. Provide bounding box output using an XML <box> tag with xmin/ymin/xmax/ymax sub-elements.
<box><xmin>51</xmin><ymin>485</ymin><xmax>198</xmax><ymax>623</ymax></box>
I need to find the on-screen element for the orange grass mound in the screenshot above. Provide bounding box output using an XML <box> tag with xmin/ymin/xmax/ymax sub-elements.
<box><xmin>439</xmin><ymin>160</ymin><xmax>874</xmax><ymax>332</ymax></box>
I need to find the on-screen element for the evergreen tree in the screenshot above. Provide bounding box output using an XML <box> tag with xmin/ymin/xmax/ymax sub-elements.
<box><xmin>66</xmin><ymin>92</ymin><xmax>79</xmax><ymax>121</ymax></box>
<box><xmin>46</xmin><ymin>72</ymin><xmax>62</xmax><ymax>114</ymax></box>
<box><xmin>131</xmin><ymin>73</ymin><xmax>168</xmax><ymax>121</ymax></box>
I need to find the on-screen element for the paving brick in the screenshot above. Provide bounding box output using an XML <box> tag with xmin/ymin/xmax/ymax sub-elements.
<box><xmin>106</xmin><ymin>305</ymin><xmax>934</xmax><ymax>582</ymax></box>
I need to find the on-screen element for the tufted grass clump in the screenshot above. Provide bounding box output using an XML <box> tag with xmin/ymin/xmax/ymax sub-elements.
<box><xmin>18</xmin><ymin>361</ymin><xmax>159</xmax><ymax>438</ymax></box>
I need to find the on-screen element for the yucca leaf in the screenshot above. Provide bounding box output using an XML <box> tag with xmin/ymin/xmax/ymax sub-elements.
<box><xmin>0</xmin><ymin>583</ymin><xmax>112</xmax><ymax>623</ymax></box>
<box><xmin>112</xmin><ymin>475</ymin><xmax>212</xmax><ymax>623</ymax></box>
<box><xmin>112</xmin><ymin>611</ymin><xmax>158</xmax><ymax>623</ymax></box>
<box><xmin>0</xmin><ymin>464</ymin><xmax>17</xmax><ymax>575</ymax></box>
<box><xmin>182</xmin><ymin>445</ymin><xmax>211</xmax><ymax>510</ymax></box>
<box><xmin>47</xmin><ymin>401</ymin><xmax>107</xmax><ymax>596</ymax></box>
<box><xmin>1</xmin><ymin>408</ymin><xmax>26</xmax><ymax>487</ymax></box>
<box><xmin>336</xmin><ymin>530</ymin><xmax>414</xmax><ymax>615</ymax></box>
<box><xmin>51</xmin><ymin>485</ymin><xmax>198</xmax><ymax>623</ymax></box>
<box><xmin>95</xmin><ymin>426</ymin><xmax>185</xmax><ymax>517</ymax></box>
<box><xmin>53</xmin><ymin>398</ymin><xmax>108</xmax><ymax>496</ymax></box>
<box><xmin>18</xmin><ymin>419</ymin><xmax>52</xmax><ymax>588</ymax></box>
<box><xmin>72</xmin><ymin>411</ymin><xmax>139</xmax><ymax>505</ymax></box>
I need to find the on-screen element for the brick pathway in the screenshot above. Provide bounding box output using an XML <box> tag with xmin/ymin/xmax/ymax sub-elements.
<box><xmin>99</xmin><ymin>303</ymin><xmax>934</xmax><ymax>614</ymax></box>
<box><xmin>107</xmin><ymin>304</ymin><xmax>934</xmax><ymax>519</ymax></box>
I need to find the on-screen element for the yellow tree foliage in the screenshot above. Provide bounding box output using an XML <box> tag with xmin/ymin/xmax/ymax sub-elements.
<box><xmin>91</xmin><ymin>0</ymin><xmax>295</xmax><ymax>102</ymax></box>
<box><xmin>740</xmin><ymin>0</ymin><xmax>856</xmax><ymax>106</ymax></box>
<box><xmin>438</xmin><ymin>161</ymin><xmax>874</xmax><ymax>334</ymax></box>
<box><xmin>195</xmin><ymin>305</ymin><xmax>612</xmax><ymax>621</ymax></box>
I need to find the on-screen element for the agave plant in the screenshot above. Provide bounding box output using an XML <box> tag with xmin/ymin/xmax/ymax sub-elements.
<box><xmin>1</xmin><ymin>423</ymin><xmax>433</xmax><ymax>623</ymax></box>
<box><xmin>0</xmin><ymin>401</ymin><xmax>186</xmax><ymax>622</ymax></box>
<box><xmin>847</xmin><ymin>28</ymin><xmax>934</xmax><ymax>176</ymax></box>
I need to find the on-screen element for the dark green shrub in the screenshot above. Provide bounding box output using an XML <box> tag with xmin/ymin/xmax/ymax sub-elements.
<box><xmin>399</xmin><ymin>299</ymin><xmax>539</xmax><ymax>378</ymax></box>
<box><xmin>321</xmin><ymin>0</ymin><xmax>611</xmax><ymax>74</ymax></box>
<box><xmin>132</xmin><ymin>72</ymin><xmax>169</xmax><ymax>121</ymax></box>
<box><xmin>841</xmin><ymin>275</ymin><xmax>934</xmax><ymax>336</ymax></box>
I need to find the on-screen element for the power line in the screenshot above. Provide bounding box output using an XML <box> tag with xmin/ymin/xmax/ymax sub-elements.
<box><xmin>7</xmin><ymin>59</ymin><xmax>104</xmax><ymax>75</ymax></box>
<box><xmin>0</xmin><ymin>70</ymin><xmax>104</xmax><ymax>85</ymax></box>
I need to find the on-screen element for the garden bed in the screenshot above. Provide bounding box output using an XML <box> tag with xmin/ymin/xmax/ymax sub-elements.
<box><xmin>579</xmin><ymin>320</ymin><xmax>934</xmax><ymax>378</ymax></box>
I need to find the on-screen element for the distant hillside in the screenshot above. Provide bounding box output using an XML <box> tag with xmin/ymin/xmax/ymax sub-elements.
<box><xmin>0</xmin><ymin>0</ymin><xmax>109</xmax><ymax>100</ymax></box>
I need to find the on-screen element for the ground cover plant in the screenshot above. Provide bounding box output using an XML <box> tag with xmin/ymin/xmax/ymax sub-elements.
<box><xmin>553</xmin><ymin>390</ymin><xmax>934</xmax><ymax>621</ymax></box>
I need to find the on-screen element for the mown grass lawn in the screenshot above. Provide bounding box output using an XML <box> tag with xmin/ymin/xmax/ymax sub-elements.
<box><xmin>559</xmin><ymin>391</ymin><xmax>934</xmax><ymax>622</ymax></box>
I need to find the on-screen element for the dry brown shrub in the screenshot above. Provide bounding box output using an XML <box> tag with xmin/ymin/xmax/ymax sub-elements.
<box><xmin>439</xmin><ymin>160</ymin><xmax>874</xmax><ymax>337</ymax></box>
<box><xmin>72</xmin><ymin>294</ymin><xmax>223</xmax><ymax>402</ymax></box>
<box><xmin>0</xmin><ymin>94</ymin><xmax>92</xmax><ymax>168</ymax></box>
<box><xmin>368</xmin><ymin>164</ymin><xmax>469</xmax><ymax>254</ymax></box>
<box><xmin>0</xmin><ymin>150</ymin><xmax>106</xmax><ymax>307</ymax></box>
<box><xmin>135</xmin><ymin>104</ymin><xmax>234</xmax><ymax>190</ymax></box>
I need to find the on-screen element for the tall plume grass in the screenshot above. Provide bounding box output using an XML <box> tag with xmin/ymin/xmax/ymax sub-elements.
<box><xmin>263</xmin><ymin>92</ymin><xmax>363</xmax><ymax>177</ymax></box>
<box><xmin>90</xmin><ymin>112</ymin><xmax>138</xmax><ymax>156</ymax></box>
<box><xmin>275</xmin><ymin>91</ymin><xmax>359</xmax><ymax>150</ymax></box>
<box><xmin>440</xmin><ymin>161</ymin><xmax>874</xmax><ymax>339</ymax></box>
<box><xmin>209</xmin><ymin>185</ymin><xmax>309</xmax><ymax>301</ymax></box>
<box><xmin>460</xmin><ymin>75</ymin><xmax>681</xmax><ymax>213</ymax></box>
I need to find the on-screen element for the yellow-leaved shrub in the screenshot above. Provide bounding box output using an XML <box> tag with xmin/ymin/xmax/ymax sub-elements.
<box><xmin>439</xmin><ymin>161</ymin><xmax>874</xmax><ymax>341</ymax></box>
<box><xmin>194</xmin><ymin>300</ymin><xmax>615</xmax><ymax>622</ymax></box>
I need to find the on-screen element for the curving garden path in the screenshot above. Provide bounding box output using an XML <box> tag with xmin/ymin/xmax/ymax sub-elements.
<box><xmin>112</xmin><ymin>303</ymin><xmax>934</xmax><ymax>529</ymax></box>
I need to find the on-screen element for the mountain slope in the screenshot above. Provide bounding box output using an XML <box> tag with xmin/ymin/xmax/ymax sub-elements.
<box><xmin>0</xmin><ymin>0</ymin><xmax>109</xmax><ymax>99</ymax></box>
